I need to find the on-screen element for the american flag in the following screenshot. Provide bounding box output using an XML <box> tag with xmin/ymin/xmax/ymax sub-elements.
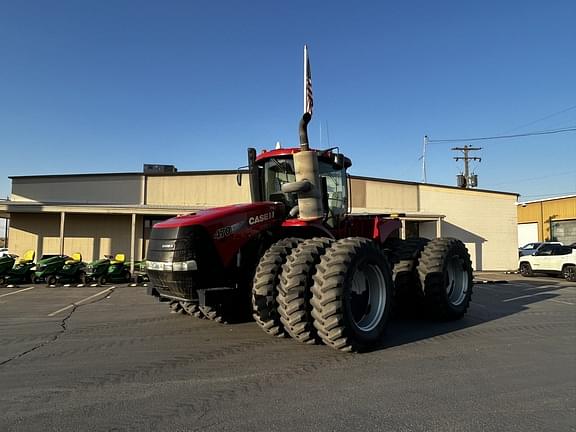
<box><xmin>304</xmin><ymin>45</ymin><xmax>313</xmax><ymax>116</ymax></box>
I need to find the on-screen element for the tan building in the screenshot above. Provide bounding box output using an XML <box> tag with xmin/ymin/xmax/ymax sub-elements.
<box><xmin>0</xmin><ymin>170</ymin><xmax>519</xmax><ymax>271</ymax></box>
<box><xmin>517</xmin><ymin>195</ymin><xmax>576</xmax><ymax>246</ymax></box>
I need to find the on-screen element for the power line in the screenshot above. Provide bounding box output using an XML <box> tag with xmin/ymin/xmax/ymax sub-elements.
<box><xmin>485</xmin><ymin>170</ymin><xmax>576</xmax><ymax>188</ymax></box>
<box><xmin>500</xmin><ymin>104</ymin><xmax>576</xmax><ymax>134</ymax></box>
<box><xmin>428</xmin><ymin>126</ymin><xmax>576</xmax><ymax>144</ymax></box>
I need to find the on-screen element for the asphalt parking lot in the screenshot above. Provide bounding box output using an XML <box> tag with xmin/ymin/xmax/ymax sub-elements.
<box><xmin>0</xmin><ymin>274</ymin><xmax>574</xmax><ymax>432</ymax></box>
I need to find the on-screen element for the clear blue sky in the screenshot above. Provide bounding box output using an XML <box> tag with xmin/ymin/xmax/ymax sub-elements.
<box><xmin>1</xmin><ymin>0</ymin><xmax>575</xmax><ymax>204</ymax></box>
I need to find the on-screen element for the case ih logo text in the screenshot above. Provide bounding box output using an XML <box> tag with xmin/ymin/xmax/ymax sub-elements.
<box><xmin>249</xmin><ymin>211</ymin><xmax>274</xmax><ymax>225</ymax></box>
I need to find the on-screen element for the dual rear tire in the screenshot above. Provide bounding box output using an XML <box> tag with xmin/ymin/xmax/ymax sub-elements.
<box><xmin>253</xmin><ymin>236</ymin><xmax>473</xmax><ymax>352</ymax></box>
<box><xmin>253</xmin><ymin>237</ymin><xmax>394</xmax><ymax>352</ymax></box>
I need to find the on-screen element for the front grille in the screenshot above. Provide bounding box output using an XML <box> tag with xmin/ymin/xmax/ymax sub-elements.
<box><xmin>147</xmin><ymin>269</ymin><xmax>197</xmax><ymax>299</ymax></box>
<box><xmin>146</xmin><ymin>224</ymin><xmax>224</xmax><ymax>300</ymax></box>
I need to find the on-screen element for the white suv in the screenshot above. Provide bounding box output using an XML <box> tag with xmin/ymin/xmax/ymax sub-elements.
<box><xmin>519</xmin><ymin>244</ymin><xmax>576</xmax><ymax>282</ymax></box>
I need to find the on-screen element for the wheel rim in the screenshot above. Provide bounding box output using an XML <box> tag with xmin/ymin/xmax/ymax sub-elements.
<box><xmin>446</xmin><ymin>256</ymin><xmax>469</xmax><ymax>306</ymax></box>
<box><xmin>349</xmin><ymin>262</ymin><xmax>387</xmax><ymax>332</ymax></box>
<box><xmin>565</xmin><ymin>266</ymin><xmax>575</xmax><ymax>281</ymax></box>
<box><xmin>520</xmin><ymin>263</ymin><xmax>530</xmax><ymax>275</ymax></box>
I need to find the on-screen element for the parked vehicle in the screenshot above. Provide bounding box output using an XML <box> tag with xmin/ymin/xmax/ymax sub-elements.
<box><xmin>83</xmin><ymin>254</ymin><xmax>131</xmax><ymax>285</ymax></box>
<box><xmin>518</xmin><ymin>242</ymin><xmax>562</xmax><ymax>257</ymax></box>
<box><xmin>34</xmin><ymin>255</ymin><xmax>69</xmax><ymax>285</ymax></box>
<box><xmin>0</xmin><ymin>250</ymin><xmax>36</xmax><ymax>285</ymax></box>
<box><xmin>145</xmin><ymin>48</ymin><xmax>474</xmax><ymax>353</ymax></box>
<box><xmin>0</xmin><ymin>254</ymin><xmax>16</xmax><ymax>279</ymax></box>
<box><xmin>0</xmin><ymin>248</ymin><xmax>10</xmax><ymax>257</ymax></box>
<box><xmin>55</xmin><ymin>253</ymin><xmax>86</xmax><ymax>285</ymax></box>
<box><xmin>519</xmin><ymin>244</ymin><xmax>576</xmax><ymax>281</ymax></box>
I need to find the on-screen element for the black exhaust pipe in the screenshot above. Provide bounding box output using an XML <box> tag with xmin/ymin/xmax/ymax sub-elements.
<box><xmin>299</xmin><ymin>113</ymin><xmax>312</xmax><ymax>151</ymax></box>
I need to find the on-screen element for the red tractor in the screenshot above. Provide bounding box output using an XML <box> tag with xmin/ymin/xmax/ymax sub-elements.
<box><xmin>146</xmin><ymin>113</ymin><xmax>473</xmax><ymax>352</ymax></box>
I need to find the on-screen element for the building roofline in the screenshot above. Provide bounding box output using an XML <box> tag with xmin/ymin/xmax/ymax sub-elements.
<box><xmin>350</xmin><ymin>174</ymin><xmax>519</xmax><ymax>197</ymax></box>
<box><xmin>9</xmin><ymin>169</ymin><xmax>246</xmax><ymax>180</ymax></box>
<box><xmin>9</xmin><ymin>170</ymin><xmax>518</xmax><ymax>197</ymax></box>
<box><xmin>517</xmin><ymin>194</ymin><xmax>576</xmax><ymax>205</ymax></box>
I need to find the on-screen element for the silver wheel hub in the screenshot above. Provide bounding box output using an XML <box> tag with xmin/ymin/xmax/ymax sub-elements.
<box><xmin>350</xmin><ymin>263</ymin><xmax>387</xmax><ymax>332</ymax></box>
<box><xmin>446</xmin><ymin>256</ymin><xmax>469</xmax><ymax>306</ymax></box>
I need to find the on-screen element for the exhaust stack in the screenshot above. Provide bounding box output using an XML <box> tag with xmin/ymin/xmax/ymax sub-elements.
<box><xmin>282</xmin><ymin>45</ymin><xmax>324</xmax><ymax>220</ymax></box>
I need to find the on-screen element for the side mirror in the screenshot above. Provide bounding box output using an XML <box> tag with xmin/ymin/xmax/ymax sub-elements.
<box><xmin>236</xmin><ymin>165</ymin><xmax>248</xmax><ymax>187</ymax></box>
<box><xmin>333</xmin><ymin>153</ymin><xmax>345</xmax><ymax>169</ymax></box>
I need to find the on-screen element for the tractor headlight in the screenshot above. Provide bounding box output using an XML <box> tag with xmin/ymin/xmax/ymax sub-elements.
<box><xmin>146</xmin><ymin>260</ymin><xmax>197</xmax><ymax>272</ymax></box>
<box><xmin>172</xmin><ymin>260</ymin><xmax>197</xmax><ymax>271</ymax></box>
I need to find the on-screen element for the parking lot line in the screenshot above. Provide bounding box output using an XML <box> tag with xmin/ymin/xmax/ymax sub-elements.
<box><xmin>0</xmin><ymin>286</ymin><xmax>36</xmax><ymax>298</ymax></box>
<box><xmin>550</xmin><ymin>299</ymin><xmax>575</xmax><ymax>306</ymax></box>
<box><xmin>48</xmin><ymin>287</ymin><xmax>115</xmax><ymax>317</ymax></box>
<box><xmin>503</xmin><ymin>292</ymin><xmax>552</xmax><ymax>302</ymax></box>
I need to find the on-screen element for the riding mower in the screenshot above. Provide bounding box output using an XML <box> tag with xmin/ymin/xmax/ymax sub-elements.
<box><xmin>0</xmin><ymin>254</ymin><xmax>16</xmax><ymax>284</ymax></box>
<box><xmin>83</xmin><ymin>253</ymin><xmax>131</xmax><ymax>285</ymax></box>
<box><xmin>0</xmin><ymin>250</ymin><xmax>35</xmax><ymax>285</ymax></box>
<box><xmin>55</xmin><ymin>253</ymin><xmax>86</xmax><ymax>285</ymax></box>
<box><xmin>34</xmin><ymin>254</ymin><xmax>69</xmax><ymax>285</ymax></box>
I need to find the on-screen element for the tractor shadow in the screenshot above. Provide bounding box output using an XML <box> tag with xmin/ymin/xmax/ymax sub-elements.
<box><xmin>372</xmin><ymin>278</ymin><xmax>574</xmax><ymax>352</ymax></box>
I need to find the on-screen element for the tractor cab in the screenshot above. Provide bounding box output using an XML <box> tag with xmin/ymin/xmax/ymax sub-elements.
<box><xmin>248</xmin><ymin>147</ymin><xmax>352</xmax><ymax>226</ymax></box>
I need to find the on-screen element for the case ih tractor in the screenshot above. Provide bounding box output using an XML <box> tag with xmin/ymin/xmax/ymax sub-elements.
<box><xmin>146</xmin><ymin>112</ymin><xmax>474</xmax><ymax>352</ymax></box>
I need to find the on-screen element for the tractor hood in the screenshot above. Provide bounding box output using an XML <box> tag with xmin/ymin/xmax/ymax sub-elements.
<box><xmin>150</xmin><ymin>202</ymin><xmax>286</xmax><ymax>268</ymax></box>
<box><xmin>155</xmin><ymin>203</ymin><xmax>285</xmax><ymax>230</ymax></box>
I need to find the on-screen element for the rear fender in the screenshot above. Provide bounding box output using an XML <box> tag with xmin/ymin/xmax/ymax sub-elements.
<box><xmin>373</xmin><ymin>218</ymin><xmax>402</xmax><ymax>244</ymax></box>
<box><xmin>281</xmin><ymin>218</ymin><xmax>334</xmax><ymax>239</ymax></box>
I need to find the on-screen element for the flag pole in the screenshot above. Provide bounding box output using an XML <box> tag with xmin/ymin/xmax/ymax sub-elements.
<box><xmin>303</xmin><ymin>44</ymin><xmax>308</xmax><ymax>114</ymax></box>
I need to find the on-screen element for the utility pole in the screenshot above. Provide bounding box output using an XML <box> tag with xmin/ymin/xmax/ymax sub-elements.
<box><xmin>452</xmin><ymin>145</ymin><xmax>482</xmax><ymax>188</ymax></box>
<box><xmin>421</xmin><ymin>135</ymin><xmax>428</xmax><ymax>183</ymax></box>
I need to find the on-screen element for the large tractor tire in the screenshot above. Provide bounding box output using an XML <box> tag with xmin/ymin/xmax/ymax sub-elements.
<box><xmin>198</xmin><ymin>305</ymin><xmax>227</xmax><ymax>323</ymax></box>
<box><xmin>391</xmin><ymin>237</ymin><xmax>429</xmax><ymax>310</ymax></box>
<box><xmin>416</xmin><ymin>238</ymin><xmax>473</xmax><ymax>320</ymax></box>
<box><xmin>169</xmin><ymin>300</ymin><xmax>185</xmax><ymax>314</ymax></box>
<box><xmin>277</xmin><ymin>237</ymin><xmax>334</xmax><ymax>344</ymax></box>
<box><xmin>311</xmin><ymin>237</ymin><xmax>393</xmax><ymax>352</ymax></box>
<box><xmin>180</xmin><ymin>301</ymin><xmax>204</xmax><ymax>318</ymax></box>
<box><xmin>252</xmin><ymin>237</ymin><xmax>302</xmax><ymax>337</ymax></box>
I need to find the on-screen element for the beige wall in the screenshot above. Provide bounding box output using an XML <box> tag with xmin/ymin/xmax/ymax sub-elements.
<box><xmin>7</xmin><ymin>172</ymin><xmax>519</xmax><ymax>271</ymax></box>
<box><xmin>418</xmin><ymin>186</ymin><xmax>518</xmax><ymax>271</ymax></box>
<box><xmin>351</xmin><ymin>178</ymin><xmax>418</xmax><ymax>212</ymax></box>
<box><xmin>9</xmin><ymin>213</ymin><xmax>144</xmax><ymax>262</ymax></box>
<box><xmin>11</xmin><ymin>175</ymin><xmax>143</xmax><ymax>204</ymax></box>
<box><xmin>146</xmin><ymin>174</ymin><xmax>250</xmax><ymax>207</ymax></box>
<box><xmin>350</xmin><ymin>179</ymin><xmax>518</xmax><ymax>270</ymax></box>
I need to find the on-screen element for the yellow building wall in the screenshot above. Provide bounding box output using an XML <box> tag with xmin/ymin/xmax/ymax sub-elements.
<box><xmin>419</xmin><ymin>186</ymin><xmax>518</xmax><ymax>271</ymax></box>
<box><xmin>146</xmin><ymin>174</ymin><xmax>250</xmax><ymax>207</ymax></box>
<box><xmin>517</xmin><ymin>197</ymin><xmax>576</xmax><ymax>241</ymax></box>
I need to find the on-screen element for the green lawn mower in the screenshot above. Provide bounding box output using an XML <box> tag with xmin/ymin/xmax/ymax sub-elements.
<box><xmin>0</xmin><ymin>250</ymin><xmax>36</xmax><ymax>286</ymax></box>
<box><xmin>34</xmin><ymin>254</ymin><xmax>69</xmax><ymax>285</ymax></box>
<box><xmin>0</xmin><ymin>255</ymin><xmax>16</xmax><ymax>283</ymax></box>
<box><xmin>55</xmin><ymin>253</ymin><xmax>86</xmax><ymax>285</ymax></box>
<box><xmin>83</xmin><ymin>253</ymin><xmax>131</xmax><ymax>285</ymax></box>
